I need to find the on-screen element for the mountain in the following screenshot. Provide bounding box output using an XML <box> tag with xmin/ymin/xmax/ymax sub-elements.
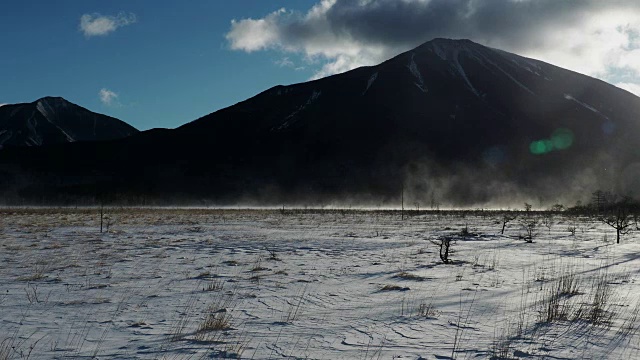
<box><xmin>2</xmin><ymin>39</ymin><xmax>640</xmax><ymax>206</ymax></box>
<box><xmin>0</xmin><ymin>97</ymin><xmax>138</xmax><ymax>147</ymax></box>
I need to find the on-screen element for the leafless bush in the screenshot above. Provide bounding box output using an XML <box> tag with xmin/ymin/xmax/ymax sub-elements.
<box><xmin>430</xmin><ymin>236</ymin><xmax>454</xmax><ymax>263</ymax></box>
<box><xmin>500</xmin><ymin>213</ymin><xmax>517</xmax><ymax>234</ymax></box>
<box><xmin>541</xmin><ymin>214</ymin><xmax>553</xmax><ymax>233</ymax></box>
<box><xmin>519</xmin><ymin>219</ymin><xmax>538</xmax><ymax>243</ymax></box>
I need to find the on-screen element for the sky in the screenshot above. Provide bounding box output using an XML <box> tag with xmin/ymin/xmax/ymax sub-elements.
<box><xmin>3</xmin><ymin>0</ymin><xmax>640</xmax><ymax>131</ymax></box>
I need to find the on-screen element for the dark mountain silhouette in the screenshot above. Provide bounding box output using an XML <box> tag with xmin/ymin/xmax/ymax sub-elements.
<box><xmin>2</xmin><ymin>39</ymin><xmax>640</xmax><ymax>206</ymax></box>
<box><xmin>0</xmin><ymin>97</ymin><xmax>138</xmax><ymax>147</ymax></box>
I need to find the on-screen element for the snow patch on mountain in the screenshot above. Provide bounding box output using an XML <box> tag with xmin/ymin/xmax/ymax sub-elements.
<box><xmin>451</xmin><ymin>51</ymin><xmax>480</xmax><ymax>97</ymax></box>
<box><xmin>478</xmin><ymin>53</ymin><xmax>536</xmax><ymax>95</ymax></box>
<box><xmin>363</xmin><ymin>72</ymin><xmax>378</xmax><ymax>95</ymax></box>
<box><xmin>430</xmin><ymin>42</ymin><xmax>447</xmax><ymax>60</ymax></box>
<box><xmin>0</xmin><ymin>130</ymin><xmax>10</xmax><ymax>145</ymax></box>
<box><xmin>276</xmin><ymin>90</ymin><xmax>322</xmax><ymax>130</ymax></box>
<box><xmin>407</xmin><ymin>54</ymin><xmax>427</xmax><ymax>93</ymax></box>
<box><xmin>564</xmin><ymin>94</ymin><xmax>609</xmax><ymax>119</ymax></box>
<box><xmin>37</xmin><ymin>99</ymin><xmax>76</xmax><ymax>142</ymax></box>
<box><xmin>494</xmin><ymin>49</ymin><xmax>542</xmax><ymax>74</ymax></box>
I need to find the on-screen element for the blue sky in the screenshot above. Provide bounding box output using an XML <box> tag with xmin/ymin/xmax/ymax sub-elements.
<box><xmin>3</xmin><ymin>1</ymin><xmax>640</xmax><ymax>130</ymax></box>
<box><xmin>0</xmin><ymin>1</ymin><xmax>317</xmax><ymax>130</ymax></box>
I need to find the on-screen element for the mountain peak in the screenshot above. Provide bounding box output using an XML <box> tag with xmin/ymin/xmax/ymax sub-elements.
<box><xmin>0</xmin><ymin>96</ymin><xmax>138</xmax><ymax>147</ymax></box>
<box><xmin>34</xmin><ymin>96</ymin><xmax>70</xmax><ymax>108</ymax></box>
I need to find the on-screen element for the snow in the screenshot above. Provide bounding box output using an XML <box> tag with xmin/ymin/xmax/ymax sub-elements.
<box><xmin>1</xmin><ymin>208</ymin><xmax>640</xmax><ymax>359</ymax></box>
<box><xmin>276</xmin><ymin>90</ymin><xmax>322</xmax><ymax>130</ymax></box>
<box><xmin>430</xmin><ymin>42</ymin><xmax>447</xmax><ymax>61</ymax></box>
<box><xmin>477</xmin><ymin>54</ymin><xmax>535</xmax><ymax>96</ymax></box>
<box><xmin>564</xmin><ymin>94</ymin><xmax>609</xmax><ymax>119</ymax></box>
<box><xmin>36</xmin><ymin>100</ymin><xmax>76</xmax><ymax>142</ymax></box>
<box><xmin>428</xmin><ymin>41</ymin><xmax>540</xmax><ymax>97</ymax></box>
<box><xmin>407</xmin><ymin>54</ymin><xmax>428</xmax><ymax>93</ymax></box>
<box><xmin>363</xmin><ymin>72</ymin><xmax>378</xmax><ymax>95</ymax></box>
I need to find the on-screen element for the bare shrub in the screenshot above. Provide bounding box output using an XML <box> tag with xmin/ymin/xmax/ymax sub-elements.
<box><xmin>431</xmin><ymin>236</ymin><xmax>454</xmax><ymax>263</ymax></box>
<box><xmin>519</xmin><ymin>219</ymin><xmax>538</xmax><ymax>243</ymax></box>
<box><xmin>541</xmin><ymin>213</ymin><xmax>553</xmax><ymax>233</ymax></box>
<box><xmin>601</xmin><ymin>200</ymin><xmax>634</xmax><ymax>244</ymax></box>
<box><xmin>500</xmin><ymin>213</ymin><xmax>517</xmax><ymax>234</ymax></box>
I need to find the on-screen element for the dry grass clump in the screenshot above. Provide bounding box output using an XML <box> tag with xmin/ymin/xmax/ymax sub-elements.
<box><xmin>417</xmin><ymin>302</ymin><xmax>438</xmax><ymax>318</ymax></box>
<box><xmin>0</xmin><ymin>338</ymin><xmax>12</xmax><ymax>360</ymax></box>
<box><xmin>203</xmin><ymin>279</ymin><xmax>225</xmax><ymax>292</ymax></box>
<box><xmin>393</xmin><ymin>271</ymin><xmax>426</xmax><ymax>281</ymax></box>
<box><xmin>538</xmin><ymin>265</ymin><xmax>616</xmax><ymax>326</ymax></box>
<box><xmin>194</xmin><ymin>289</ymin><xmax>239</xmax><ymax>342</ymax></box>
<box><xmin>17</xmin><ymin>262</ymin><xmax>49</xmax><ymax>282</ymax></box>
<box><xmin>196</xmin><ymin>309</ymin><xmax>233</xmax><ymax>336</ymax></box>
<box><xmin>283</xmin><ymin>285</ymin><xmax>308</xmax><ymax>323</ymax></box>
<box><xmin>380</xmin><ymin>284</ymin><xmax>410</xmax><ymax>292</ymax></box>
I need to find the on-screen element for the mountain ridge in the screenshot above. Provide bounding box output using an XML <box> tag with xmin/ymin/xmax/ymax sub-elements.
<box><xmin>0</xmin><ymin>96</ymin><xmax>138</xmax><ymax>147</ymax></box>
<box><xmin>2</xmin><ymin>38</ymin><xmax>640</xmax><ymax>206</ymax></box>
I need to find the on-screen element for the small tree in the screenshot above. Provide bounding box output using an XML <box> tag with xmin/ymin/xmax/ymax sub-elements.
<box><xmin>520</xmin><ymin>219</ymin><xmax>538</xmax><ymax>243</ymax></box>
<box><xmin>524</xmin><ymin>203</ymin><xmax>532</xmax><ymax>213</ymax></box>
<box><xmin>541</xmin><ymin>213</ymin><xmax>553</xmax><ymax>233</ymax></box>
<box><xmin>602</xmin><ymin>199</ymin><xmax>634</xmax><ymax>244</ymax></box>
<box><xmin>501</xmin><ymin>213</ymin><xmax>517</xmax><ymax>234</ymax></box>
<box><xmin>431</xmin><ymin>236</ymin><xmax>454</xmax><ymax>263</ymax></box>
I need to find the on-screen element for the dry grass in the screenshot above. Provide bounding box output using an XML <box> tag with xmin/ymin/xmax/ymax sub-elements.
<box><xmin>393</xmin><ymin>271</ymin><xmax>426</xmax><ymax>281</ymax></box>
<box><xmin>380</xmin><ymin>284</ymin><xmax>410</xmax><ymax>292</ymax></box>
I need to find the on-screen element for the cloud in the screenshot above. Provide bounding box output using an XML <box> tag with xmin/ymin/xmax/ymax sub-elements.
<box><xmin>0</xmin><ymin>104</ymin><xmax>7</xmax><ymax>107</ymax></box>
<box><xmin>275</xmin><ymin>57</ymin><xmax>295</xmax><ymax>68</ymax></box>
<box><xmin>99</xmin><ymin>88</ymin><xmax>118</xmax><ymax>106</ymax></box>
<box><xmin>80</xmin><ymin>12</ymin><xmax>136</xmax><ymax>37</ymax></box>
<box><xmin>225</xmin><ymin>0</ymin><xmax>640</xmax><ymax>86</ymax></box>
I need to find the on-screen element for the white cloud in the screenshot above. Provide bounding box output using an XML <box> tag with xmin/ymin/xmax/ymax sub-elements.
<box><xmin>0</xmin><ymin>103</ymin><xmax>7</xmax><ymax>107</ymax></box>
<box><xmin>225</xmin><ymin>0</ymin><xmax>640</xmax><ymax>87</ymax></box>
<box><xmin>227</xmin><ymin>8</ymin><xmax>287</xmax><ymax>52</ymax></box>
<box><xmin>275</xmin><ymin>57</ymin><xmax>295</xmax><ymax>68</ymax></box>
<box><xmin>80</xmin><ymin>12</ymin><xmax>136</xmax><ymax>38</ymax></box>
<box><xmin>99</xmin><ymin>88</ymin><xmax>118</xmax><ymax>106</ymax></box>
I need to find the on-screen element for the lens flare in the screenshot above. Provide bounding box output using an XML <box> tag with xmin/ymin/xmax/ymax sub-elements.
<box><xmin>550</xmin><ymin>128</ymin><xmax>574</xmax><ymax>150</ymax></box>
<box><xmin>529</xmin><ymin>128</ymin><xmax>574</xmax><ymax>155</ymax></box>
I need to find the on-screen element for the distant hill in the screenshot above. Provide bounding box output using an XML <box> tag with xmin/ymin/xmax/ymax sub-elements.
<box><xmin>0</xmin><ymin>96</ymin><xmax>138</xmax><ymax>147</ymax></box>
<box><xmin>2</xmin><ymin>39</ymin><xmax>640</xmax><ymax>206</ymax></box>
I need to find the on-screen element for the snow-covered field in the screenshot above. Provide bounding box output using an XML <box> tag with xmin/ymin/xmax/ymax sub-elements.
<box><xmin>1</xmin><ymin>208</ymin><xmax>640</xmax><ymax>359</ymax></box>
